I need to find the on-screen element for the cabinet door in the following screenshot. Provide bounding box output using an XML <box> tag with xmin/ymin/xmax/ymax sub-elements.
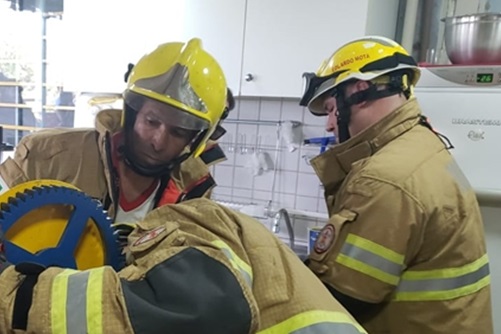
<box><xmin>241</xmin><ymin>0</ymin><xmax>371</xmax><ymax>98</ymax></box>
<box><xmin>62</xmin><ymin>0</ymin><xmax>184</xmax><ymax>93</ymax></box>
<box><xmin>181</xmin><ymin>0</ymin><xmax>246</xmax><ymax>95</ymax></box>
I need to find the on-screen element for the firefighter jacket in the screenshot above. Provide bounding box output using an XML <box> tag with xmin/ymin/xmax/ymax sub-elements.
<box><xmin>0</xmin><ymin>198</ymin><xmax>367</xmax><ymax>334</ymax></box>
<box><xmin>0</xmin><ymin>109</ymin><xmax>224</xmax><ymax>218</ymax></box>
<box><xmin>308</xmin><ymin>98</ymin><xmax>493</xmax><ymax>333</ymax></box>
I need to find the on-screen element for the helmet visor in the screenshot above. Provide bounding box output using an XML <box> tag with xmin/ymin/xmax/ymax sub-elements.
<box><xmin>132</xmin><ymin>63</ymin><xmax>208</xmax><ymax>114</ymax></box>
<box><xmin>124</xmin><ymin>90</ymin><xmax>210</xmax><ymax>131</ymax></box>
<box><xmin>300</xmin><ymin>71</ymin><xmax>342</xmax><ymax>114</ymax></box>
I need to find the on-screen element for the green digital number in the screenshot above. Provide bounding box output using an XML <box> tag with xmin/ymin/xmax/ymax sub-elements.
<box><xmin>476</xmin><ymin>73</ymin><xmax>493</xmax><ymax>83</ymax></box>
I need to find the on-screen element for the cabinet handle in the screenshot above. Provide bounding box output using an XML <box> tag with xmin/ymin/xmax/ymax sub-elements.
<box><xmin>245</xmin><ymin>73</ymin><xmax>254</xmax><ymax>82</ymax></box>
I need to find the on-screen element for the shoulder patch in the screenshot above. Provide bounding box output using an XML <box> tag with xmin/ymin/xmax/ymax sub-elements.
<box><xmin>133</xmin><ymin>226</ymin><xmax>167</xmax><ymax>247</ymax></box>
<box><xmin>314</xmin><ymin>224</ymin><xmax>335</xmax><ymax>254</ymax></box>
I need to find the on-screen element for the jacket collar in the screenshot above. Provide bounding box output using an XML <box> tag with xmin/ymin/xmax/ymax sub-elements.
<box><xmin>310</xmin><ymin>98</ymin><xmax>422</xmax><ymax>190</ymax></box>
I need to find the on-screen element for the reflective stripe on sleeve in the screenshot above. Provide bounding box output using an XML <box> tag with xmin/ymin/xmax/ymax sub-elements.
<box><xmin>51</xmin><ymin>267</ymin><xmax>105</xmax><ymax>334</ymax></box>
<box><xmin>211</xmin><ymin>240</ymin><xmax>253</xmax><ymax>286</ymax></box>
<box><xmin>336</xmin><ymin>234</ymin><xmax>404</xmax><ymax>285</ymax></box>
<box><xmin>257</xmin><ymin>310</ymin><xmax>367</xmax><ymax>334</ymax></box>
<box><xmin>395</xmin><ymin>254</ymin><xmax>490</xmax><ymax>301</ymax></box>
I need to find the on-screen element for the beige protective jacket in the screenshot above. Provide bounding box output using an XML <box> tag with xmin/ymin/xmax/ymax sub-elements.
<box><xmin>308</xmin><ymin>98</ymin><xmax>493</xmax><ymax>333</ymax></box>
<box><xmin>0</xmin><ymin>198</ymin><xmax>367</xmax><ymax>333</ymax></box>
<box><xmin>0</xmin><ymin>109</ymin><xmax>221</xmax><ymax>218</ymax></box>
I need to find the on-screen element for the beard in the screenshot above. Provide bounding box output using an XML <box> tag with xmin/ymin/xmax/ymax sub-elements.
<box><xmin>122</xmin><ymin>131</ymin><xmax>174</xmax><ymax>178</ymax></box>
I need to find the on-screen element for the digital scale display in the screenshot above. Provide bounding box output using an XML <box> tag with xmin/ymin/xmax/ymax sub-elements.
<box><xmin>476</xmin><ymin>73</ymin><xmax>494</xmax><ymax>83</ymax></box>
<box><xmin>419</xmin><ymin>66</ymin><xmax>501</xmax><ymax>87</ymax></box>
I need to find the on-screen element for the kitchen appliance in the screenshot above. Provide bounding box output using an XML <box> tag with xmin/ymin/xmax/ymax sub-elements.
<box><xmin>442</xmin><ymin>13</ymin><xmax>501</xmax><ymax>65</ymax></box>
<box><xmin>415</xmin><ymin>65</ymin><xmax>501</xmax><ymax>333</ymax></box>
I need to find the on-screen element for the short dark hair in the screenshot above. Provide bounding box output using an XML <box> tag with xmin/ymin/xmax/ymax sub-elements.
<box><xmin>226</xmin><ymin>88</ymin><xmax>235</xmax><ymax>113</ymax></box>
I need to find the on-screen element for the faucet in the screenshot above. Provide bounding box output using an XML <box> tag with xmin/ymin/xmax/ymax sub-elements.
<box><xmin>272</xmin><ymin>208</ymin><xmax>295</xmax><ymax>249</ymax></box>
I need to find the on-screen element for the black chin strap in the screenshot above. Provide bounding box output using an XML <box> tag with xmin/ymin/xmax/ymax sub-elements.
<box><xmin>121</xmin><ymin>128</ymin><xmax>209</xmax><ymax>178</ymax></box>
<box><xmin>334</xmin><ymin>72</ymin><xmax>413</xmax><ymax>143</ymax></box>
<box><xmin>335</xmin><ymin>85</ymin><xmax>403</xmax><ymax>143</ymax></box>
<box><xmin>121</xmin><ymin>145</ymin><xmax>181</xmax><ymax>178</ymax></box>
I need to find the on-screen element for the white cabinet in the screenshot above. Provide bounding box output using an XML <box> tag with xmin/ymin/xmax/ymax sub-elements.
<box><xmin>181</xmin><ymin>0</ymin><xmax>246</xmax><ymax>97</ymax></box>
<box><xmin>241</xmin><ymin>0</ymin><xmax>400</xmax><ymax>97</ymax></box>
<box><xmin>62</xmin><ymin>0</ymin><xmax>185</xmax><ymax>93</ymax></box>
<box><xmin>63</xmin><ymin>0</ymin><xmax>399</xmax><ymax>97</ymax></box>
<box><xmin>183</xmin><ymin>0</ymin><xmax>400</xmax><ymax>98</ymax></box>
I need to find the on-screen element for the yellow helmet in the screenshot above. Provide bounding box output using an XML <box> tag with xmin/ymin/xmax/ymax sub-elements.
<box><xmin>300</xmin><ymin>36</ymin><xmax>420</xmax><ymax>115</ymax></box>
<box><xmin>123</xmin><ymin>38</ymin><xmax>227</xmax><ymax>157</ymax></box>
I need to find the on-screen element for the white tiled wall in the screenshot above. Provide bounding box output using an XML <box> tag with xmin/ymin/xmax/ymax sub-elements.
<box><xmin>211</xmin><ymin>97</ymin><xmax>332</xmax><ymax>244</ymax></box>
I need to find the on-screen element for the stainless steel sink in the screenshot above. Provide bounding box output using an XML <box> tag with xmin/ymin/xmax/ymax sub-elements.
<box><xmin>271</xmin><ymin>208</ymin><xmax>294</xmax><ymax>249</ymax></box>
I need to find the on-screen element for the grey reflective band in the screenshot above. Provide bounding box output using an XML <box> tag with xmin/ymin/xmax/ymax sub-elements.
<box><xmin>211</xmin><ymin>239</ymin><xmax>253</xmax><ymax>287</ymax></box>
<box><xmin>397</xmin><ymin>263</ymin><xmax>490</xmax><ymax>292</ymax></box>
<box><xmin>257</xmin><ymin>310</ymin><xmax>367</xmax><ymax>333</ymax></box>
<box><xmin>219</xmin><ymin>247</ymin><xmax>253</xmax><ymax>287</ymax></box>
<box><xmin>65</xmin><ymin>271</ymin><xmax>90</xmax><ymax>333</ymax></box>
<box><xmin>340</xmin><ymin>243</ymin><xmax>403</xmax><ymax>277</ymax></box>
<box><xmin>394</xmin><ymin>254</ymin><xmax>491</xmax><ymax>301</ymax></box>
<box><xmin>51</xmin><ymin>268</ymin><xmax>105</xmax><ymax>334</ymax></box>
<box><xmin>335</xmin><ymin>234</ymin><xmax>404</xmax><ymax>285</ymax></box>
<box><xmin>290</xmin><ymin>322</ymin><xmax>365</xmax><ymax>334</ymax></box>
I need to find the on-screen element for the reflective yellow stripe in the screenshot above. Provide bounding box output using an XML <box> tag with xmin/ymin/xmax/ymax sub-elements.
<box><xmin>257</xmin><ymin>310</ymin><xmax>367</xmax><ymax>334</ymax></box>
<box><xmin>395</xmin><ymin>276</ymin><xmax>490</xmax><ymax>301</ymax></box>
<box><xmin>395</xmin><ymin>254</ymin><xmax>491</xmax><ymax>301</ymax></box>
<box><xmin>50</xmin><ymin>268</ymin><xmax>105</xmax><ymax>333</ymax></box>
<box><xmin>337</xmin><ymin>254</ymin><xmax>399</xmax><ymax>285</ymax></box>
<box><xmin>86</xmin><ymin>267</ymin><xmax>104</xmax><ymax>334</ymax></box>
<box><xmin>345</xmin><ymin>234</ymin><xmax>404</xmax><ymax>264</ymax></box>
<box><xmin>211</xmin><ymin>240</ymin><xmax>253</xmax><ymax>286</ymax></box>
<box><xmin>336</xmin><ymin>234</ymin><xmax>404</xmax><ymax>285</ymax></box>
<box><xmin>402</xmin><ymin>254</ymin><xmax>488</xmax><ymax>280</ymax></box>
<box><xmin>51</xmin><ymin>269</ymin><xmax>78</xmax><ymax>334</ymax></box>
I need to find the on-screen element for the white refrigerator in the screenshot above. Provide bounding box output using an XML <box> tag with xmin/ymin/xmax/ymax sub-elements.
<box><xmin>415</xmin><ymin>65</ymin><xmax>501</xmax><ymax>333</ymax></box>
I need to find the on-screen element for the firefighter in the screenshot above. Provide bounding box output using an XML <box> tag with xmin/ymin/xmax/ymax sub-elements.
<box><xmin>299</xmin><ymin>35</ymin><xmax>493</xmax><ymax>333</ymax></box>
<box><xmin>0</xmin><ymin>196</ymin><xmax>367</xmax><ymax>333</ymax></box>
<box><xmin>0</xmin><ymin>38</ymin><xmax>230</xmax><ymax>226</ymax></box>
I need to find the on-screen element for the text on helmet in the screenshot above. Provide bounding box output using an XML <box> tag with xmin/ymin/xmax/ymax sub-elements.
<box><xmin>333</xmin><ymin>53</ymin><xmax>371</xmax><ymax>71</ymax></box>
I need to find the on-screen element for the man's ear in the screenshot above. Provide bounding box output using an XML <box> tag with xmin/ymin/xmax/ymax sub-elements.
<box><xmin>355</xmin><ymin>80</ymin><xmax>370</xmax><ymax>92</ymax></box>
<box><xmin>353</xmin><ymin>80</ymin><xmax>371</xmax><ymax>108</ymax></box>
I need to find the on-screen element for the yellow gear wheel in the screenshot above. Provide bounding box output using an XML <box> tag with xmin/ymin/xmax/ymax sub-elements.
<box><xmin>0</xmin><ymin>180</ymin><xmax>123</xmax><ymax>270</ymax></box>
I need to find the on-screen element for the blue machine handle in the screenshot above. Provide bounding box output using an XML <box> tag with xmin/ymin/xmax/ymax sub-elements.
<box><xmin>303</xmin><ymin>136</ymin><xmax>336</xmax><ymax>153</ymax></box>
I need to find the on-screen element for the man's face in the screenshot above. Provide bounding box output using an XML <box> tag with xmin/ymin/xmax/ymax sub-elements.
<box><xmin>322</xmin><ymin>96</ymin><xmax>339</xmax><ymax>139</ymax></box>
<box><xmin>130</xmin><ymin>100</ymin><xmax>197</xmax><ymax>167</ymax></box>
